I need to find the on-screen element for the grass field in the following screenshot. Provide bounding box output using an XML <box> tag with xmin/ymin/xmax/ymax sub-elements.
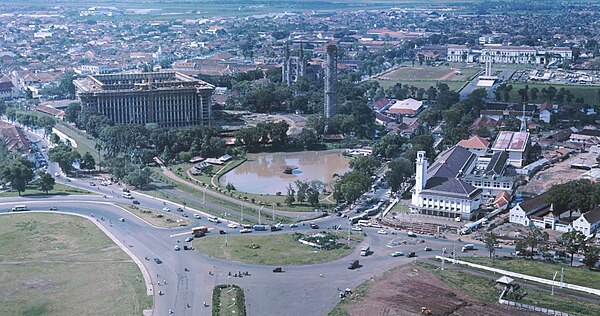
<box><xmin>374</xmin><ymin>65</ymin><xmax>480</xmax><ymax>91</ymax></box>
<box><xmin>505</xmin><ymin>82</ymin><xmax>600</xmax><ymax>105</ymax></box>
<box><xmin>421</xmin><ymin>261</ymin><xmax>600</xmax><ymax>316</ymax></box>
<box><xmin>194</xmin><ymin>232</ymin><xmax>364</xmax><ymax>265</ymax></box>
<box><xmin>460</xmin><ymin>257</ymin><xmax>600</xmax><ymax>290</ymax></box>
<box><xmin>120</xmin><ymin>204</ymin><xmax>193</xmax><ymax>228</ymax></box>
<box><xmin>0</xmin><ymin>213</ymin><xmax>151</xmax><ymax>316</ymax></box>
<box><xmin>54</xmin><ymin>122</ymin><xmax>100</xmax><ymax>163</ymax></box>
<box><xmin>212</xmin><ymin>284</ymin><xmax>246</xmax><ymax>316</ymax></box>
<box><xmin>0</xmin><ymin>183</ymin><xmax>91</xmax><ymax>198</ymax></box>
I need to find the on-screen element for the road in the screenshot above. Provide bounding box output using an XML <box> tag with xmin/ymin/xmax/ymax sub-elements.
<box><xmin>459</xmin><ymin>67</ymin><xmax>516</xmax><ymax>100</ymax></box>
<box><xmin>3</xmin><ymin>126</ymin><xmax>512</xmax><ymax>315</ymax></box>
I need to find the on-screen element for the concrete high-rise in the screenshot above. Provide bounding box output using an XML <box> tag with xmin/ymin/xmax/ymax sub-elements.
<box><xmin>74</xmin><ymin>71</ymin><xmax>214</xmax><ymax>128</ymax></box>
<box><xmin>324</xmin><ymin>44</ymin><xmax>337</xmax><ymax>119</ymax></box>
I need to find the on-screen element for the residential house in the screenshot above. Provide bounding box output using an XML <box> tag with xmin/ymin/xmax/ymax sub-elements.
<box><xmin>538</xmin><ymin>101</ymin><xmax>552</xmax><ymax>124</ymax></box>
<box><xmin>572</xmin><ymin>207</ymin><xmax>600</xmax><ymax>237</ymax></box>
<box><xmin>457</xmin><ymin>135</ymin><xmax>490</xmax><ymax>156</ymax></box>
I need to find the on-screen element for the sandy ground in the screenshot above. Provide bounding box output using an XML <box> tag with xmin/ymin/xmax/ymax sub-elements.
<box><xmin>343</xmin><ymin>265</ymin><xmax>537</xmax><ymax>316</ymax></box>
<box><xmin>521</xmin><ymin>152</ymin><xmax>592</xmax><ymax>195</ymax></box>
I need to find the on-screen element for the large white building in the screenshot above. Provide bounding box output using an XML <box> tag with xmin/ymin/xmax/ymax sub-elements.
<box><xmin>447</xmin><ymin>45</ymin><xmax>573</xmax><ymax>65</ymax></box>
<box><xmin>411</xmin><ymin>148</ymin><xmax>483</xmax><ymax>220</ymax></box>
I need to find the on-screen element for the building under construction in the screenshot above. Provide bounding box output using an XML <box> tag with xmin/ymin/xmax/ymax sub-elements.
<box><xmin>74</xmin><ymin>72</ymin><xmax>214</xmax><ymax>127</ymax></box>
<box><xmin>324</xmin><ymin>44</ymin><xmax>337</xmax><ymax>119</ymax></box>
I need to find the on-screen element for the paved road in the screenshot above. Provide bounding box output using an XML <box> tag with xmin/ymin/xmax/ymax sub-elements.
<box><xmin>7</xmin><ymin>126</ymin><xmax>513</xmax><ymax>315</ymax></box>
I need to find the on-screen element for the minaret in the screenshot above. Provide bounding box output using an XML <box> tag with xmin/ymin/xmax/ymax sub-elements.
<box><xmin>520</xmin><ymin>103</ymin><xmax>526</xmax><ymax>132</ymax></box>
<box><xmin>282</xmin><ymin>41</ymin><xmax>291</xmax><ymax>85</ymax></box>
<box><xmin>299</xmin><ymin>41</ymin><xmax>306</xmax><ymax>77</ymax></box>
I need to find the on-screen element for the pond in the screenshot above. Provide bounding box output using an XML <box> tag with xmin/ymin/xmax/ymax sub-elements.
<box><xmin>219</xmin><ymin>150</ymin><xmax>350</xmax><ymax>195</ymax></box>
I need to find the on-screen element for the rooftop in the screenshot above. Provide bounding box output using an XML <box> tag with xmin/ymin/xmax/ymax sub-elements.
<box><xmin>492</xmin><ymin>131</ymin><xmax>529</xmax><ymax>152</ymax></box>
<box><xmin>457</xmin><ymin>135</ymin><xmax>490</xmax><ymax>149</ymax></box>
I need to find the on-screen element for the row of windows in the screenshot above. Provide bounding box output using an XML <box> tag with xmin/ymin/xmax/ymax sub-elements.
<box><xmin>466</xmin><ymin>180</ymin><xmax>511</xmax><ymax>189</ymax></box>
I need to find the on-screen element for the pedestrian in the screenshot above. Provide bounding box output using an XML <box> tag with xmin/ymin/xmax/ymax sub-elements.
<box><xmin>157</xmin><ymin>281</ymin><xmax>161</xmax><ymax>286</ymax></box>
<box><xmin>163</xmin><ymin>279</ymin><xmax>167</xmax><ymax>284</ymax></box>
<box><xmin>320</xmin><ymin>273</ymin><xmax>323</xmax><ymax>278</ymax></box>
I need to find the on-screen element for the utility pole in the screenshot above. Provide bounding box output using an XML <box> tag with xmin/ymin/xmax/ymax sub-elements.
<box><xmin>551</xmin><ymin>271</ymin><xmax>558</xmax><ymax>295</ymax></box>
<box><xmin>203</xmin><ymin>191</ymin><xmax>206</xmax><ymax>204</ymax></box>
<box><xmin>272</xmin><ymin>203</ymin><xmax>275</xmax><ymax>223</ymax></box>
<box><xmin>441</xmin><ymin>247</ymin><xmax>446</xmax><ymax>270</ymax></box>
<box><xmin>560</xmin><ymin>268</ymin><xmax>564</xmax><ymax>288</ymax></box>
<box><xmin>241</xmin><ymin>205</ymin><xmax>244</xmax><ymax>222</ymax></box>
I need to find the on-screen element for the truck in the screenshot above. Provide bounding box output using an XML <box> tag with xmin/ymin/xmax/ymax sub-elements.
<box><xmin>253</xmin><ymin>224</ymin><xmax>268</xmax><ymax>231</ymax></box>
<box><xmin>192</xmin><ymin>226</ymin><xmax>208</xmax><ymax>237</ymax></box>
<box><xmin>462</xmin><ymin>244</ymin><xmax>475</xmax><ymax>252</ymax></box>
<box><xmin>348</xmin><ymin>259</ymin><xmax>359</xmax><ymax>269</ymax></box>
<box><xmin>360</xmin><ymin>246</ymin><xmax>370</xmax><ymax>256</ymax></box>
<box><xmin>12</xmin><ymin>205</ymin><xmax>28</xmax><ymax>211</ymax></box>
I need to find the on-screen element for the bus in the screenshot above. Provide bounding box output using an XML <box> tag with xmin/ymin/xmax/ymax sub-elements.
<box><xmin>357</xmin><ymin>220</ymin><xmax>370</xmax><ymax>227</ymax></box>
<box><xmin>360</xmin><ymin>246</ymin><xmax>370</xmax><ymax>256</ymax></box>
<box><xmin>12</xmin><ymin>205</ymin><xmax>28</xmax><ymax>211</ymax></box>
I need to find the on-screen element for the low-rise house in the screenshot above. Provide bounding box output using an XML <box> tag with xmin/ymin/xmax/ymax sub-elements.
<box><xmin>572</xmin><ymin>207</ymin><xmax>600</xmax><ymax>237</ymax></box>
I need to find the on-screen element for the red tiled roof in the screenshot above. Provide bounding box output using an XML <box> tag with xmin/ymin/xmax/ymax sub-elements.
<box><xmin>457</xmin><ymin>135</ymin><xmax>490</xmax><ymax>149</ymax></box>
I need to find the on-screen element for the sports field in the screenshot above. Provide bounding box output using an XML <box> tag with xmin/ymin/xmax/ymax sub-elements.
<box><xmin>374</xmin><ymin>66</ymin><xmax>481</xmax><ymax>91</ymax></box>
<box><xmin>0</xmin><ymin>213</ymin><xmax>151</xmax><ymax>316</ymax></box>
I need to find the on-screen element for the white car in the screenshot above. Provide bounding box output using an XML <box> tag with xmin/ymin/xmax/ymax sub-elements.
<box><xmin>118</xmin><ymin>218</ymin><xmax>125</xmax><ymax>222</ymax></box>
<box><xmin>351</xmin><ymin>226</ymin><xmax>363</xmax><ymax>232</ymax></box>
<box><xmin>174</xmin><ymin>245</ymin><xmax>180</xmax><ymax>251</ymax></box>
<box><xmin>240</xmin><ymin>228</ymin><xmax>252</xmax><ymax>233</ymax></box>
<box><xmin>377</xmin><ymin>229</ymin><xmax>387</xmax><ymax>235</ymax></box>
<box><xmin>193</xmin><ymin>214</ymin><xmax>201</xmax><ymax>219</ymax></box>
<box><xmin>227</xmin><ymin>223</ymin><xmax>238</xmax><ymax>229</ymax></box>
<box><xmin>390</xmin><ymin>251</ymin><xmax>404</xmax><ymax>257</ymax></box>
<box><xmin>185</xmin><ymin>237</ymin><xmax>194</xmax><ymax>242</ymax></box>
<box><xmin>289</xmin><ymin>223</ymin><xmax>298</xmax><ymax>228</ymax></box>
<box><xmin>162</xmin><ymin>207</ymin><xmax>170</xmax><ymax>212</ymax></box>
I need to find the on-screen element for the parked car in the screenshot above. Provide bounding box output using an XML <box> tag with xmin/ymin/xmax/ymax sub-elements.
<box><xmin>390</xmin><ymin>251</ymin><xmax>404</xmax><ymax>257</ymax></box>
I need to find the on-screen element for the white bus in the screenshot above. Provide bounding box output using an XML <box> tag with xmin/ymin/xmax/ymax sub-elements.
<box><xmin>12</xmin><ymin>205</ymin><xmax>28</xmax><ymax>211</ymax></box>
<box><xmin>360</xmin><ymin>246</ymin><xmax>370</xmax><ymax>256</ymax></box>
<box><xmin>357</xmin><ymin>220</ymin><xmax>370</xmax><ymax>227</ymax></box>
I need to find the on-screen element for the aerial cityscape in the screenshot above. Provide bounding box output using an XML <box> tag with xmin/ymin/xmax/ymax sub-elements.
<box><xmin>2</xmin><ymin>0</ymin><xmax>600</xmax><ymax>315</ymax></box>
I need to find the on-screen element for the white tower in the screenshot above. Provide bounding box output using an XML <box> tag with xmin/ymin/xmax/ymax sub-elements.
<box><xmin>412</xmin><ymin>151</ymin><xmax>428</xmax><ymax>206</ymax></box>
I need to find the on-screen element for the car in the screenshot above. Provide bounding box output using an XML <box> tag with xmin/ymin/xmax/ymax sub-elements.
<box><xmin>176</xmin><ymin>207</ymin><xmax>184</xmax><ymax>212</ymax></box>
<box><xmin>182</xmin><ymin>213</ymin><xmax>188</xmax><ymax>217</ymax></box>
<box><xmin>351</xmin><ymin>226</ymin><xmax>363</xmax><ymax>231</ymax></box>
<box><xmin>153</xmin><ymin>258</ymin><xmax>162</xmax><ymax>264</ymax></box>
<box><xmin>424</xmin><ymin>247</ymin><xmax>432</xmax><ymax>251</ymax></box>
<box><xmin>240</xmin><ymin>228</ymin><xmax>252</xmax><ymax>233</ymax></box>
<box><xmin>162</xmin><ymin>207</ymin><xmax>171</xmax><ymax>212</ymax></box>
<box><xmin>185</xmin><ymin>237</ymin><xmax>193</xmax><ymax>242</ymax></box>
<box><xmin>119</xmin><ymin>218</ymin><xmax>125</xmax><ymax>222</ymax></box>
<box><xmin>193</xmin><ymin>214</ymin><xmax>201</xmax><ymax>219</ymax></box>
<box><xmin>272</xmin><ymin>267</ymin><xmax>284</xmax><ymax>273</ymax></box>
<box><xmin>407</xmin><ymin>252</ymin><xmax>416</xmax><ymax>258</ymax></box>
<box><xmin>310</xmin><ymin>223</ymin><xmax>319</xmax><ymax>229</ymax></box>
<box><xmin>54</xmin><ymin>172</ymin><xmax>60</xmax><ymax>177</ymax></box>
<box><xmin>371</xmin><ymin>224</ymin><xmax>382</xmax><ymax>228</ymax></box>
<box><xmin>49</xmin><ymin>207</ymin><xmax>58</xmax><ymax>211</ymax></box>
<box><xmin>227</xmin><ymin>223</ymin><xmax>238</xmax><ymax>229</ymax></box>
<box><xmin>219</xmin><ymin>230</ymin><xmax>227</xmax><ymax>234</ymax></box>
<box><xmin>377</xmin><ymin>229</ymin><xmax>387</xmax><ymax>235</ymax></box>
<box><xmin>122</xmin><ymin>188</ymin><xmax>130</xmax><ymax>193</ymax></box>
<box><xmin>89</xmin><ymin>182</ymin><xmax>96</xmax><ymax>186</ymax></box>
<box><xmin>132</xmin><ymin>200</ymin><xmax>140</xmax><ymax>205</ymax></box>
<box><xmin>390</xmin><ymin>251</ymin><xmax>404</xmax><ymax>257</ymax></box>
<box><xmin>289</xmin><ymin>223</ymin><xmax>298</xmax><ymax>228</ymax></box>
<box><xmin>174</xmin><ymin>245</ymin><xmax>180</xmax><ymax>251</ymax></box>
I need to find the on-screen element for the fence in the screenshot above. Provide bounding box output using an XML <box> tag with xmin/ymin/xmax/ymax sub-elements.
<box><xmin>435</xmin><ymin>256</ymin><xmax>600</xmax><ymax>297</ymax></box>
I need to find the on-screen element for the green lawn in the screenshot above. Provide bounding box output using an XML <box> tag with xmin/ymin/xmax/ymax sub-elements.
<box><xmin>459</xmin><ymin>257</ymin><xmax>600</xmax><ymax>290</ymax></box>
<box><xmin>504</xmin><ymin>82</ymin><xmax>600</xmax><ymax>105</ymax></box>
<box><xmin>0</xmin><ymin>213</ymin><xmax>151</xmax><ymax>316</ymax></box>
<box><xmin>120</xmin><ymin>204</ymin><xmax>193</xmax><ymax>228</ymax></box>
<box><xmin>0</xmin><ymin>183</ymin><xmax>91</xmax><ymax>198</ymax></box>
<box><xmin>54</xmin><ymin>122</ymin><xmax>100</xmax><ymax>162</ymax></box>
<box><xmin>195</xmin><ymin>232</ymin><xmax>364</xmax><ymax>265</ymax></box>
<box><xmin>373</xmin><ymin>79</ymin><xmax>467</xmax><ymax>91</ymax></box>
<box><xmin>421</xmin><ymin>261</ymin><xmax>600</xmax><ymax>316</ymax></box>
<box><xmin>213</xmin><ymin>285</ymin><xmax>246</xmax><ymax>316</ymax></box>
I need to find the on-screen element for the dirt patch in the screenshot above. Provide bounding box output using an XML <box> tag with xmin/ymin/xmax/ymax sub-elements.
<box><xmin>343</xmin><ymin>265</ymin><xmax>535</xmax><ymax>316</ymax></box>
<box><xmin>19</xmin><ymin>278</ymin><xmax>55</xmax><ymax>290</ymax></box>
<box><xmin>521</xmin><ymin>153</ymin><xmax>589</xmax><ymax>194</ymax></box>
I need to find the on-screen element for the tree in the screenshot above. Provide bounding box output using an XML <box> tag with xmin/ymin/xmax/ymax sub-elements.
<box><xmin>37</xmin><ymin>173</ymin><xmax>55</xmax><ymax>194</ymax></box>
<box><xmin>80</xmin><ymin>152</ymin><xmax>96</xmax><ymax>172</ymax></box>
<box><xmin>349</xmin><ymin>155</ymin><xmax>380</xmax><ymax>175</ymax></box>
<box><xmin>556</xmin><ymin>230</ymin><xmax>586</xmax><ymax>266</ymax></box>
<box><xmin>123</xmin><ymin>168</ymin><xmax>153</xmax><ymax>190</ymax></box>
<box><xmin>285</xmin><ymin>184</ymin><xmax>295</xmax><ymax>206</ymax></box>
<box><xmin>37</xmin><ymin>115</ymin><xmax>55</xmax><ymax>137</ymax></box>
<box><xmin>524</xmin><ymin>226</ymin><xmax>549</xmax><ymax>258</ymax></box>
<box><xmin>385</xmin><ymin>158</ymin><xmax>413</xmax><ymax>192</ymax></box>
<box><xmin>225</xmin><ymin>182</ymin><xmax>236</xmax><ymax>193</ymax></box>
<box><xmin>48</xmin><ymin>143</ymin><xmax>81</xmax><ymax>177</ymax></box>
<box><xmin>64</xmin><ymin>102</ymin><xmax>81</xmax><ymax>123</ymax></box>
<box><xmin>484</xmin><ymin>233</ymin><xmax>498</xmax><ymax>259</ymax></box>
<box><xmin>0</xmin><ymin>156</ymin><xmax>34</xmax><ymax>195</ymax></box>
<box><xmin>584</xmin><ymin>244</ymin><xmax>600</xmax><ymax>269</ymax></box>
<box><xmin>372</xmin><ymin>134</ymin><xmax>406</xmax><ymax>159</ymax></box>
<box><xmin>295</xmin><ymin>180</ymin><xmax>309</xmax><ymax>204</ymax></box>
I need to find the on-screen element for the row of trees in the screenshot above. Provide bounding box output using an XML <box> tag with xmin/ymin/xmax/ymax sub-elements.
<box><xmin>285</xmin><ymin>180</ymin><xmax>325</xmax><ymax>207</ymax></box>
<box><xmin>495</xmin><ymin>83</ymin><xmax>589</xmax><ymax>105</ymax></box>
